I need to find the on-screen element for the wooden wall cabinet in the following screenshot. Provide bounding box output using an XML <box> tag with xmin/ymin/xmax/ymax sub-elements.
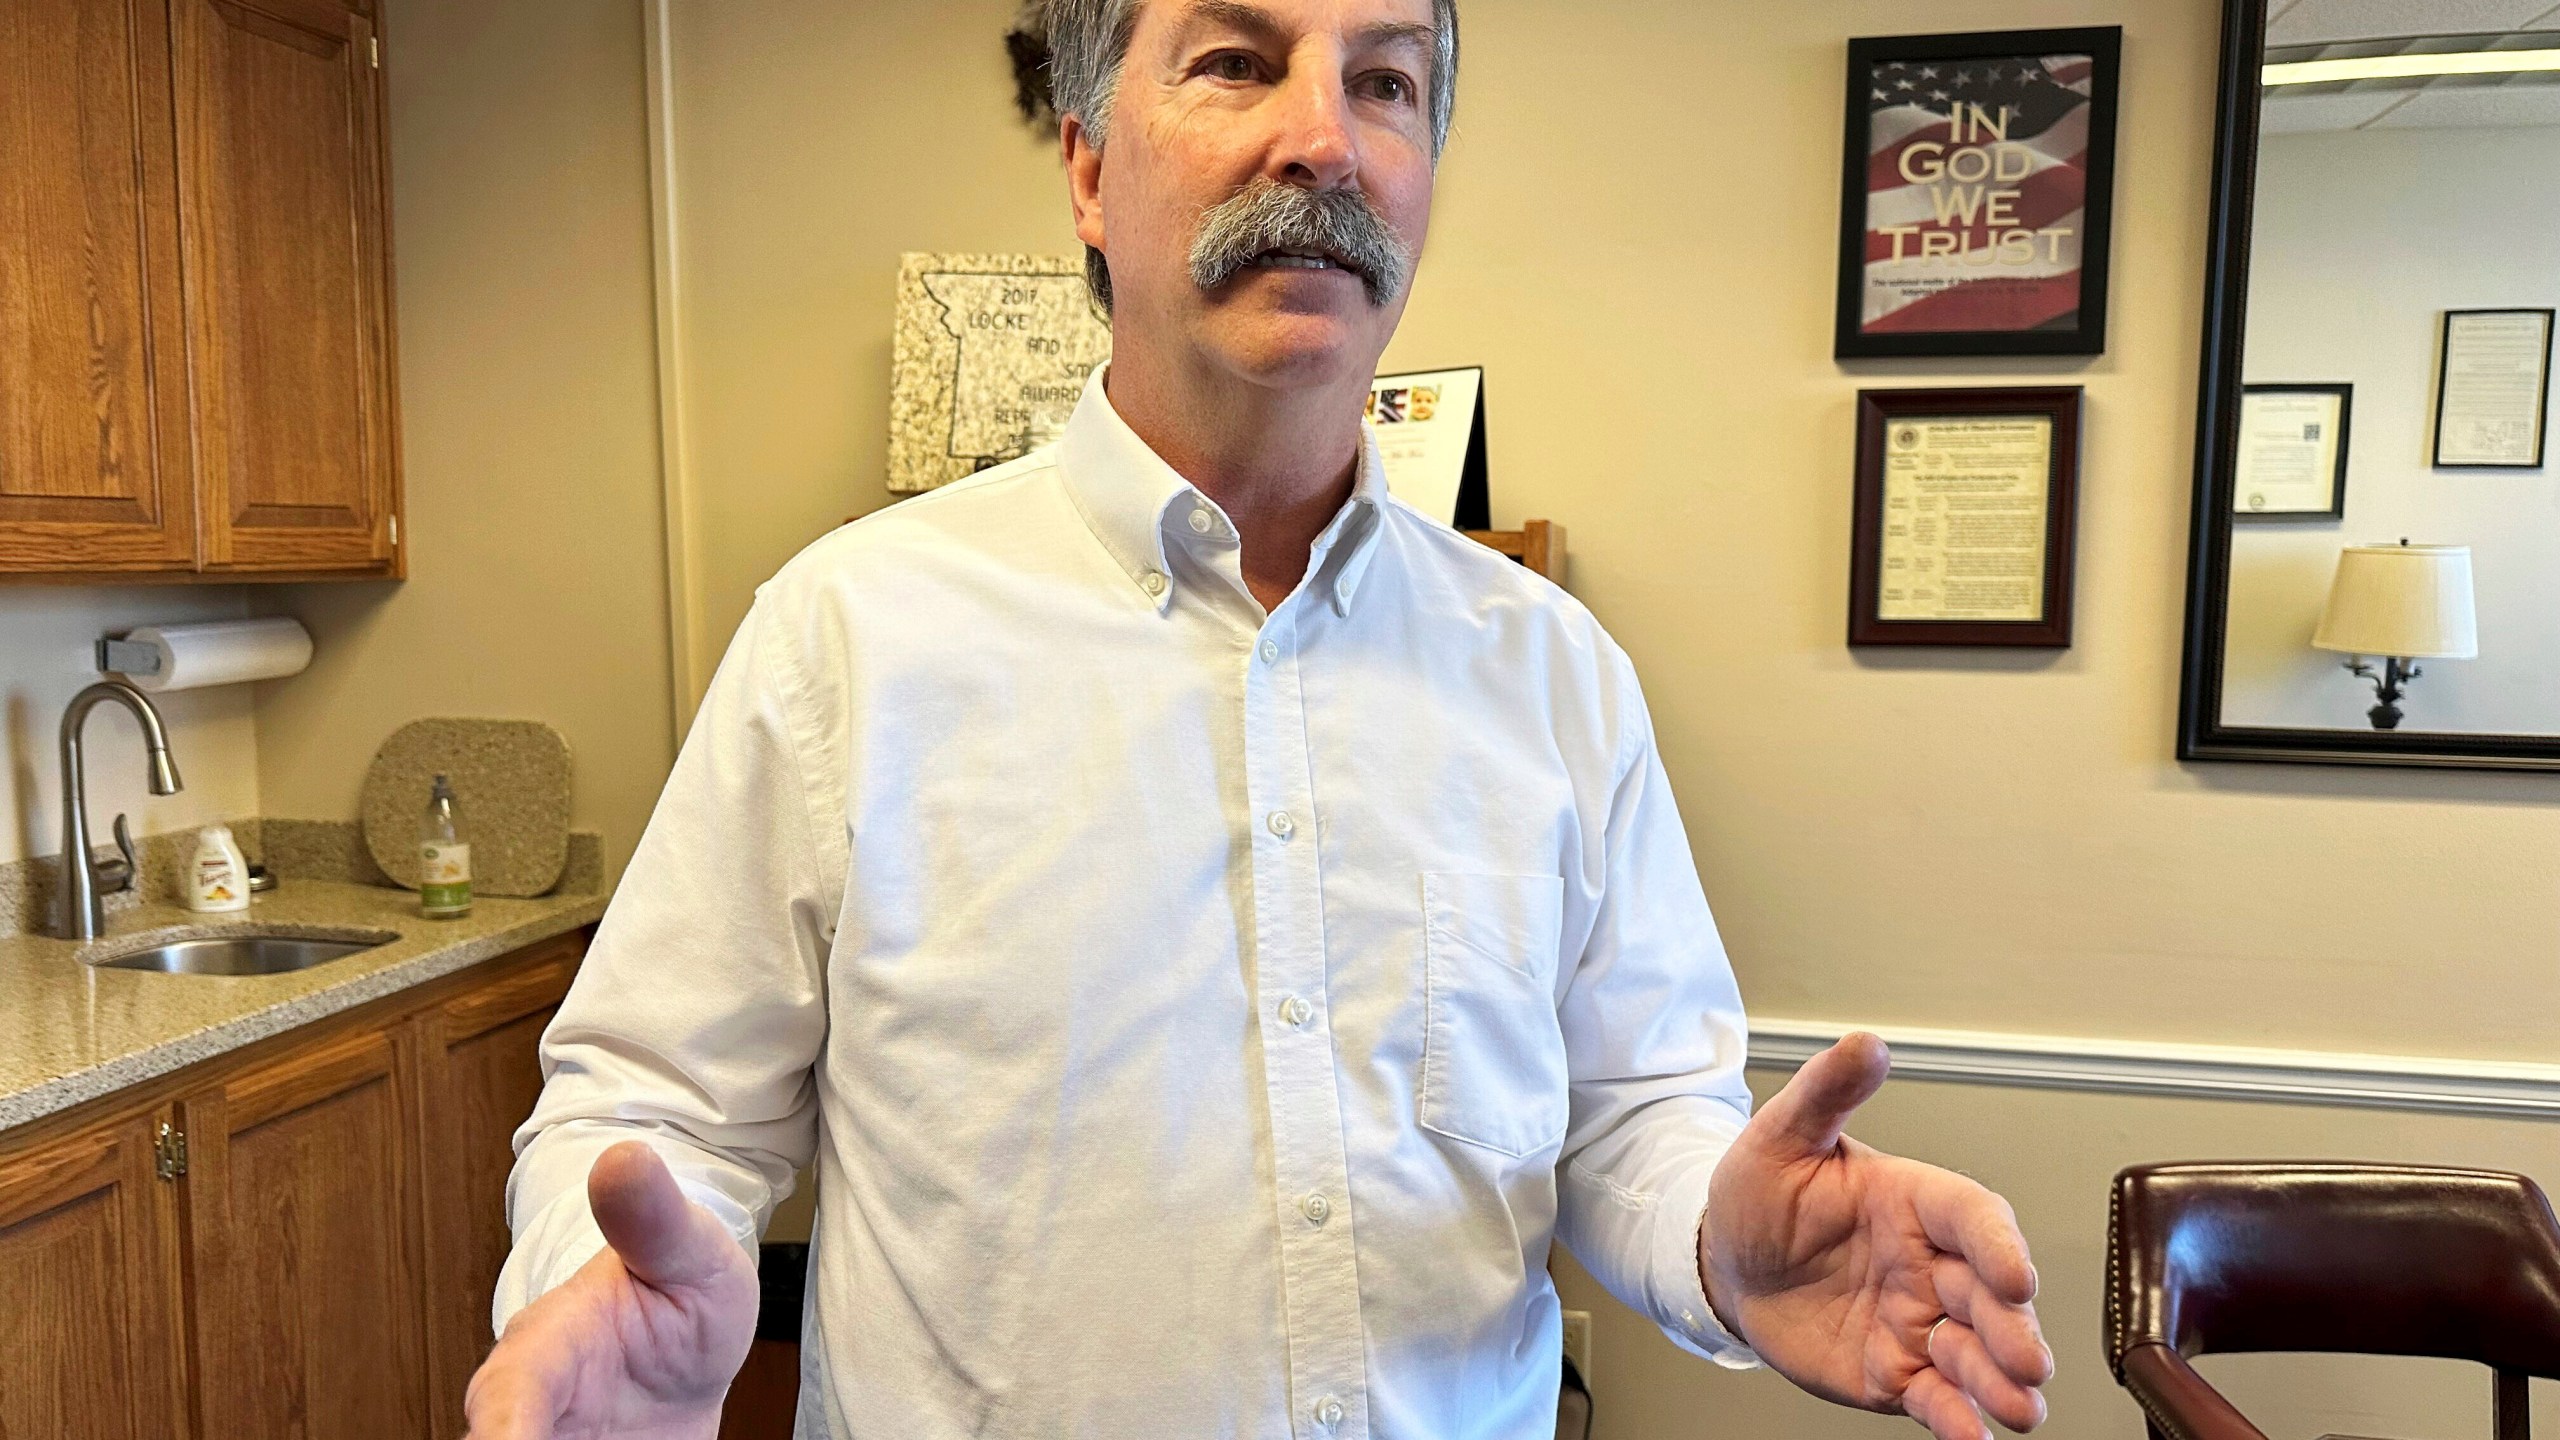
<box><xmin>0</xmin><ymin>929</ymin><xmax>583</xmax><ymax>1437</ymax></box>
<box><xmin>0</xmin><ymin>0</ymin><xmax>402</xmax><ymax>582</ymax></box>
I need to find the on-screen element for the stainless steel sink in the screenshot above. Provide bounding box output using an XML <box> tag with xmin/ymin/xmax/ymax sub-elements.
<box><xmin>88</xmin><ymin>928</ymin><xmax>400</xmax><ymax>976</ymax></box>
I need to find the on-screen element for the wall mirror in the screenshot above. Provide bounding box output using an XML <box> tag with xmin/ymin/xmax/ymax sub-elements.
<box><xmin>2180</xmin><ymin>0</ymin><xmax>2560</xmax><ymax>770</ymax></box>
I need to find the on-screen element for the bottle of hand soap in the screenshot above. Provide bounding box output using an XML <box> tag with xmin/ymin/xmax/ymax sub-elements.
<box><xmin>188</xmin><ymin>824</ymin><xmax>251</xmax><ymax>914</ymax></box>
<box><xmin>419</xmin><ymin>773</ymin><xmax>473</xmax><ymax>920</ymax></box>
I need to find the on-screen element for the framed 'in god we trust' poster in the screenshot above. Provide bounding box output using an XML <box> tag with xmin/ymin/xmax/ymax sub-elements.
<box><xmin>1834</xmin><ymin>27</ymin><xmax>2122</xmax><ymax>359</ymax></box>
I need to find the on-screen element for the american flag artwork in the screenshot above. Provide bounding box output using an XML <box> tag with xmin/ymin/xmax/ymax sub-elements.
<box><xmin>1859</xmin><ymin>53</ymin><xmax>2097</xmax><ymax>336</ymax></box>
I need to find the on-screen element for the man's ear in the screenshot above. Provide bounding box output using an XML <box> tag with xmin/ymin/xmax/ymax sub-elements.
<box><xmin>1062</xmin><ymin>114</ymin><xmax>1107</xmax><ymax>252</ymax></box>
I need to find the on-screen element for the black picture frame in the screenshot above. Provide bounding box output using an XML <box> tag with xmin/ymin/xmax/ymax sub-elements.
<box><xmin>1834</xmin><ymin>27</ymin><xmax>2123</xmax><ymax>359</ymax></box>
<box><xmin>2232</xmin><ymin>382</ymin><xmax>2352</xmax><ymax>521</ymax></box>
<box><xmin>2430</xmin><ymin>308</ymin><xmax>2553</xmax><ymax>470</ymax></box>
<box><xmin>1369</xmin><ymin>366</ymin><xmax>1490</xmax><ymax>529</ymax></box>
<box><xmin>2176</xmin><ymin>0</ymin><xmax>2560</xmax><ymax>771</ymax></box>
<box><xmin>1849</xmin><ymin>386</ymin><xmax>2083</xmax><ymax>648</ymax></box>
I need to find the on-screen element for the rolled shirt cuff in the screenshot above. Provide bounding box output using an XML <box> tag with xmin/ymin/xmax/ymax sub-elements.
<box><xmin>491</xmin><ymin>1167</ymin><xmax>758</xmax><ymax>1339</ymax></box>
<box><xmin>1650</xmin><ymin>1159</ymin><xmax>1761</xmax><ymax>1370</ymax></box>
<box><xmin>491</xmin><ymin>1186</ymin><xmax>611</xmax><ymax>1339</ymax></box>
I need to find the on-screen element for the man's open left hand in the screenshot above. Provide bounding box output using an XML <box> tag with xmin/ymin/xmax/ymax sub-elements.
<box><xmin>1699</xmin><ymin>1034</ymin><xmax>2053</xmax><ymax>1440</ymax></box>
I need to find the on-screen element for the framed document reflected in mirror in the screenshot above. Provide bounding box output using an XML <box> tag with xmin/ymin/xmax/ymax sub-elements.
<box><xmin>2233</xmin><ymin>383</ymin><xmax>2351</xmax><ymax>519</ymax></box>
<box><xmin>2432</xmin><ymin>309</ymin><xmax>2552</xmax><ymax>470</ymax></box>
<box><xmin>1849</xmin><ymin>387</ymin><xmax>2083</xmax><ymax>648</ymax></box>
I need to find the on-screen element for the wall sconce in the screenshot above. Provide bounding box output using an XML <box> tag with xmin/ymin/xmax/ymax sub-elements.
<box><xmin>2310</xmin><ymin>541</ymin><xmax>2478</xmax><ymax>730</ymax></box>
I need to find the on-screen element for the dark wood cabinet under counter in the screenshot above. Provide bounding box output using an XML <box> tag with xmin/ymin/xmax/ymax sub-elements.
<box><xmin>0</xmin><ymin>928</ymin><xmax>585</xmax><ymax>1436</ymax></box>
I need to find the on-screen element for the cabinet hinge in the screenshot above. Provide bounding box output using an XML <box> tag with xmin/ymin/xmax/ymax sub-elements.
<box><xmin>369</xmin><ymin>35</ymin><xmax>381</xmax><ymax>68</ymax></box>
<box><xmin>154</xmin><ymin>1121</ymin><xmax>188</xmax><ymax>1180</ymax></box>
<box><xmin>387</xmin><ymin>513</ymin><xmax>399</xmax><ymax>546</ymax></box>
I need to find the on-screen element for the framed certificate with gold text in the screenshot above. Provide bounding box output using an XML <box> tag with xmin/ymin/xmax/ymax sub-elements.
<box><xmin>1849</xmin><ymin>387</ymin><xmax>2083</xmax><ymax>647</ymax></box>
<box><xmin>1834</xmin><ymin>28</ymin><xmax>2121</xmax><ymax>359</ymax></box>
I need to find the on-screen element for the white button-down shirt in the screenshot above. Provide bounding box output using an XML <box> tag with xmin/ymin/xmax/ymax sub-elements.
<box><xmin>497</xmin><ymin>368</ymin><xmax>1757</xmax><ymax>1439</ymax></box>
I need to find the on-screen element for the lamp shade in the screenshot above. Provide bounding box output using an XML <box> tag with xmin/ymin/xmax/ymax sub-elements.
<box><xmin>2311</xmin><ymin>543</ymin><xmax>2478</xmax><ymax>659</ymax></box>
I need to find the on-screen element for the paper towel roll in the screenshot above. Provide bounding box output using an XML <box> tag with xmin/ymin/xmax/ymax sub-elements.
<box><xmin>116</xmin><ymin>618</ymin><xmax>314</xmax><ymax>692</ymax></box>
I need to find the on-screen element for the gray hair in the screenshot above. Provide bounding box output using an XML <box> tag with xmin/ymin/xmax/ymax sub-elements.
<box><xmin>1045</xmin><ymin>0</ymin><xmax>1459</xmax><ymax>309</ymax></box>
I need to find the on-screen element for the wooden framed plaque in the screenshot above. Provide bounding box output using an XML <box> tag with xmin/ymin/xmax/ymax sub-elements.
<box><xmin>1849</xmin><ymin>386</ymin><xmax>2082</xmax><ymax>647</ymax></box>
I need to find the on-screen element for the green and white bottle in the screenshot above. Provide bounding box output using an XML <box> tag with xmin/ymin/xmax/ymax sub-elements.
<box><xmin>419</xmin><ymin>773</ymin><xmax>473</xmax><ymax>920</ymax></box>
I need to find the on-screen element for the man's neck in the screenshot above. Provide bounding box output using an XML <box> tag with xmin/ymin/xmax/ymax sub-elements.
<box><xmin>1103</xmin><ymin>346</ymin><xmax>1366</xmax><ymax>613</ymax></box>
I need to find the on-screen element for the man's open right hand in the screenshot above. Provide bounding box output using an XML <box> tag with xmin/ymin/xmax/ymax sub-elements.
<box><xmin>464</xmin><ymin>1141</ymin><xmax>761</xmax><ymax>1440</ymax></box>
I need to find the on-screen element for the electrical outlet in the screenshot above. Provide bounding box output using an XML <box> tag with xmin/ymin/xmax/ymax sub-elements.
<box><xmin>1561</xmin><ymin>1308</ymin><xmax>1594</xmax><ymax>1385</ymax></box>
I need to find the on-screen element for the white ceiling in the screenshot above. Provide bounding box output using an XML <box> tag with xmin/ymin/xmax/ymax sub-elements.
<box><xmin>2263</xmin><ymin>83</ymin><xmax>2560</xmax><ymax>130</ymax></box>
<box><xmin>2261</xmin><ymin>89</ymin><xmax>2406</xmax><ymax>131</ymax></box>
<box><xmin>2264</xmin><ymin>0</ymin><xmax>2560</xmax><ymax>129</ymax></box>
<box><xmin>2372</xmin><ymin>83</ymin><xmax>2560</xmax><ymax>125</ymax></box>
<box><xmin>2269</xmin><ymin>0</ymin><xmax>2560</xmax><ymax>47</ymax></box>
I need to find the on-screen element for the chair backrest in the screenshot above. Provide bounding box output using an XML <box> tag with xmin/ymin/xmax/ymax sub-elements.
<box><xmin>2107</xmin><ymin>1161</ymin><xmax>2560</xmax><ymax>1380</ymax></box>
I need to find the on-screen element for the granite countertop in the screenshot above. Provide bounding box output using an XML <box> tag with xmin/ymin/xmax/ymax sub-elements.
<box><xmin>0</xmin><ymin>878</ymin><xmax>606</xmax><ymax>1133</ymax></box>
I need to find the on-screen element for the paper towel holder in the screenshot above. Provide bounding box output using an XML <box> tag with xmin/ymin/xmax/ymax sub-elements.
<box><xmin>97</xmin><ymin>635</ymin><xmax>163</xmax><ymax>678</ymax></box>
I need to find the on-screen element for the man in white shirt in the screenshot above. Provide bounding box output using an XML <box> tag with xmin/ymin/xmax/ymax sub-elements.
<box><xmin>467</xmin><ymin>0</ymin><xmax>2054</xmax><ymax>1436</ymax></box>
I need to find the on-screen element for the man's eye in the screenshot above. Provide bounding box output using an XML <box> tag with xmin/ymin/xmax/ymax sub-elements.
<box><xmin>1362</xmin><ymin>72</ymin><xmax>1415</xmax><ymax>104</ymax></box>
<box><xmin>1205</xmin><ymin>52</ymin><xmax>1261</xmax><ymax>82</ymax></box>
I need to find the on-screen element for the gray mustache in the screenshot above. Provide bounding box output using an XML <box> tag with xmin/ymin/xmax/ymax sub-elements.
<box><xmin>1187</xmin><ymin>178</ymin><xmax>1412</xmax><ymax>307</ymax></box>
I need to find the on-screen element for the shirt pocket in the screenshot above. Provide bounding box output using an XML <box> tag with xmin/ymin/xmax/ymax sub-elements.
<box><xmin>1418</xmin><ymin>871</ymin><xmax>1570</xmax><ymax>1158</ymax></box>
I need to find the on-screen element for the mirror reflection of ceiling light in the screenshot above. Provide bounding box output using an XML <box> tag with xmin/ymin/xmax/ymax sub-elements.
<box><xmin>2264</xmin><ymin>48</ymin><xmax>2560</xmax><ymax>86</ymax></box>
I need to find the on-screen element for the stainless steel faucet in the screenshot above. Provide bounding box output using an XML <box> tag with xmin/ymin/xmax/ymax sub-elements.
<box><xmin>51</xmin><ymin>681</ymin><xmax>185</xmax><ymax>941</ymax></box>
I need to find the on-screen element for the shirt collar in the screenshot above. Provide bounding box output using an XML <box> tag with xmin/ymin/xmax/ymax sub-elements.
<box><xmin>1057</xmin><ymin>364</ymin><xmax>1389</xmax><ymax>618</ymax></box>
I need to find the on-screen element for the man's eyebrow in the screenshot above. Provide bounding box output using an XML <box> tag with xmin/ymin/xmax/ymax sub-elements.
<box><xmin>1168</xmin><ymin>1</ymin><xmax>1440</xmax><ymax>59</ymax></box>
<box><xmin>1348</xmin><ymin>20</ymin><xmax>1437</xmax><ymax>58</ymax></box>
<box><xmin>1168</xmin><ymin>0</ymin><xmax>1290</xmax><ymax>49</ymax></box>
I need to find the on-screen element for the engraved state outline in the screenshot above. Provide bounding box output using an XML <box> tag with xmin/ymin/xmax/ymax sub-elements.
<box><xmin>919</xmin><ymin>268</ymin><xmax>1103</xmax><ymax>473</ymax></box>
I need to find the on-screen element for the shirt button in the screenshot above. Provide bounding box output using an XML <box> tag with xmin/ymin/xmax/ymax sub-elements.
<box><xmin>1301</xmin><ymin>1193</ymin><xmax>1331</xmax><ymax>1226</ymax></box>
<box><xmin>1266</xmin><ymin>810</ymin><xmax>1296</xmax><ymax>839</ymax></box>
<box><xmin>1259</xmin><ymin>639</ymin><xmax>1280</xmax><ymax>664</ymax></box>
<box><xmin>1187</xmin><ymin>507</ymin><xmax>1213</xmax><ymax>534</ymax></box>
<box><xmin>1313</xmin><ymin>1396</ymin><xmax>1345</xmax><ymax>1428</ymax></box>
<box><xmin>1278</xmin><ymin>995</ymin><xmax>1312</xmax><ymax>1027</ymax></box>
<box><xmin>1141</xmin><ymin>570</ymin><xmax>1167</xmax><ymax>596</ymax></box>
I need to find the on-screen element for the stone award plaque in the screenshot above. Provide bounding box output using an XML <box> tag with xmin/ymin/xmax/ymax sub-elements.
<box><xmin>888</xmin><ymin>253</ymin><xmax>1113</xmax><ymax>494</ymax></box>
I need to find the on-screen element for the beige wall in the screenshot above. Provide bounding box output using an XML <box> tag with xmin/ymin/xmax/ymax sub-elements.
<box><xmin>639</xmin><ymin>1</ymin><xmax>2560</xmax><ymax>1435</ymax></box>
<box><xmin>250</xmin><ymin>0</ymin><xmax>678</xmax><ymax>880</ymax></box>
<box><xmin>661</xmin><ymin>2</ymin><xmax>1077</xmax><ymax>664</ymax></box>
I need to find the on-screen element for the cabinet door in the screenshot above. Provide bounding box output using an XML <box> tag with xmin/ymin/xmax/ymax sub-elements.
<box><xmin>417</xmin><ymin>936</ymin><xmax>581</xmax><ymax>1438</ymax></box>
<box><xmin>0</xmin><ymin>0</ymin><xmax>198</xmax><ymax>572</ymax></box>
<box><xmin>174</xmin><ymin>0</ymin><xmax>398</xmax><ymax>573</ymax></box>
<box><xmin>180</xmin><ymin>1024</ymin><xmax>428</xmax><ymax>1436</ymax></box>
<box><xmin>0</xmin><ymin>1112</ymin><xmax>189</xmax><ymax>1440</ymax></box>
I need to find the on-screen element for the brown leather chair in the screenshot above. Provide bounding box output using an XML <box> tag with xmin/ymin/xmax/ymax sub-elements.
<box><xmin>2106</xmin><ymin>1162</ymin><xmax>2560</xmax><ymax>1440</ymax></box>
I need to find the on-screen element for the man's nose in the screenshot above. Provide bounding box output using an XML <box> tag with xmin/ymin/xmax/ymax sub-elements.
<box><xmin>1266</xmin><ymin>62</ymin><xmax>1358</xmax><ymax>191</ymax></box>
